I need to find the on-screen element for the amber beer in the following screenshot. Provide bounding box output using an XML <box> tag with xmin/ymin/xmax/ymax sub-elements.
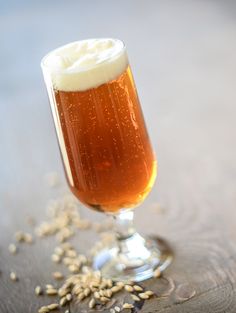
<box><xmin>42</xmin><ymin>39</ymin><xmax>156</xmax><ymax>213</ymax></box>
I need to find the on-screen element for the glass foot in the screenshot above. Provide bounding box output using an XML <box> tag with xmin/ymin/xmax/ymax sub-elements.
<box><xmin>93</xmin><ymin>232</ymin><xmax>172</xmax><ymax>282</ymax></box>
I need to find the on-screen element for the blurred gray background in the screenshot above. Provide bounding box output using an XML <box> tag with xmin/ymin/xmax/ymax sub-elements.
<box><xmin>0</xmin><ymin>0</ymin><xmax>236</xmax><ymax>206</ymax></box>
<box><xmin>1</xmin><ymin>1</ymin><xmax>236</xmax><ymax>311</ymax></box>
<box><xmin>1</xmin><ymin>0</ymin><xmax>236</xmax><ymax>223</ymax></box>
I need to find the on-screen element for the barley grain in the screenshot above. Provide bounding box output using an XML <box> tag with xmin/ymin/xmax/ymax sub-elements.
<box><xmin>60</xmin><ymin>296</ymin><xmax>67</xmax><ymax>306</ymax></box>
<box><xmin>89</xmin><ymin>298</ymin><xmax>96</xmax><ymax>309</ymax></box>
<box><xmin>66</xmin><ymin>249</ymin><xmax>77</xmax><ymax>258</ymax></box>
<box><xmin>114</xmin><ymin>306</ymin><xmax>121</xmax><ymax>312</ymax></box>
<box><xmin>10</xmin><ymin>272</ymin><xmax>18</xmax><ymax>281</ymax></box>
<box><xmin>106</xmin><ymin>279</ymin><xmax>113</xmax><ymax>288</ymax></box>
<box><xmin>78</xmin><ymin>292</ymin><xmax>85</xmax><ymax>301</ymax></box>
<box><xmin>51</xmin><ymin>254</ymin><xmax>61</xmax><ymax>263</ymax></box>
<box><xmin>123</xmin><ymin>303</ymin><xmax>134</xmax><ymax>309</ymax></box>
<box><xmin>8</xmin><ymin>243</ymin><xmax>17</xmax><ymax>254</ymax></box>
<box><xmin>46</xmin><ymin>284</ymin><xmax>54</xmax><ymax>289</ymax></box>
<box><xmin>133</xmin><ymin>285</ymin><xmax>143</xmax><ymax>291</ymax></box>
<box><xmin>46</xmin><ymin>288</ymin><xmax>58</xmax><ymax>296</ymax></box>
<box><xmin>94</xmin><ymin>291</ymin><xmax>100</xmax><ymax>299</ymax></box>
<box><xmin>35</xmin><ymin>286</ymin><xmax>43</xmax><ymax>295</ymax></box>
<box><xmin>84</xmin><ymin>287</ymin><xmax>90</xmax><ymax>296</ymax></box>
<box><xmin>100</xmin><ymin>296</ymin><xmax>109</xmax><ymax>303</ymax></box>
<box><xmin>68</xmin><ymin>264</ymin><xmax>80</xmax><ymax>273</ymax></box>
<box><xmin>72</xmin><ymin>286</ymin><xmax>83</xmax><ymax>295</ymax></box>
<box><xmin>124</xmin><ymin>285</ymin><xmax>134</xmax><ymax>292</ymax></box>
<box><xmin>139</xmin><ymin>292</ymin><xmax>149</xmax><ymax>299</ymax></box>
<box><xmin>58</xmin><ymin>287</ymin><xmax>69</xmax><ymax>297</ymax></box>
<box><xmin>104</xmin><ymin>289</ymin><xmax>112</xmax><ymax>297</ymax></box>
<box><xmin>52</xmin><ymin>271</ymin><xmax>64</xmax><ymax>280</ymax></box>
<box><xmin>54</xmin><ymin>247</ymin><xmax>64</xmax><ymax>256</ymax></box>
<box><xmin>38</xmin><ymin>305</ymin><xmax>49</xmax><ymax>313</ymax></box>
<box><xmin>111</xmin><ymin>286</ymin><xmax>120</xmax><ymax>293</ymax></box>
<box><xmin>66</xmin><ymin>293</ymin><xmax>72</xmax><ymax>301</ymax></box>
<box><xmin>47</xmin><ymin>303</ymin><xmax>59</xmax><ymax>310</ymax></box>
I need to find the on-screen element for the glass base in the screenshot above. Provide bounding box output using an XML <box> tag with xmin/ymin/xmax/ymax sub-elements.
<box><xmin>93</xmin><ymin>232</ymin><xmax>172</xmax><ymax>282</ymax></box>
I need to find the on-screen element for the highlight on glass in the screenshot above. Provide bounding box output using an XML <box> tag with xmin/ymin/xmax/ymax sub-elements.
<box><xmin>41</xmin><ymin>38</ymin><xmax>172</xmax><ymax>282</ymax></box>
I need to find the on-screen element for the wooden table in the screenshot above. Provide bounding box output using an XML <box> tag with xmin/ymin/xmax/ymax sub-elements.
<box><xmin>1</xmin><ymin>1</ymin><xmax>236</xmax><ymax>312</ymax></box>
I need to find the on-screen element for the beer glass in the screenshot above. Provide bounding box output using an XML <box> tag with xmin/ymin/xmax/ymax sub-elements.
<box><xmin>41</xmin><ymin>38</ymin><xmax>171</xmax><ymax>282</ymax></box>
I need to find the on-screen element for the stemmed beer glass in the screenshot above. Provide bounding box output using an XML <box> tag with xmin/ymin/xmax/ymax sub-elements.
<box><xmin>41</xmin><ymin>38</ymin><xmax>171</xmax><ymax>282</ymax></box>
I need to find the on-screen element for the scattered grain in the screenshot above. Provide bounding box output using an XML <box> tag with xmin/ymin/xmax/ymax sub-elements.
<box><xmin>46</xmin><ymin>288</ymin><xmax>58</xmax><ymax>296</ymax></box>
<box><xmin>89</xmin><ymin>298</ymin><xmax>96</xmax><ymax>309</ymax></box>
<box><xmin>59</xmin><ymin>296</ymin><xmax>67</xmax><ymax>307</ymax></box>
<box><xmin>78</xmin><ymin>254</ymin><xmax>87</xmax><ymax>264</ymax></box>
<box><xmin>10</xmin><ymin>271</ymin><xmax>18</xmax><ymax>281</ymax></box>
<box><xmin>123</xmin><ymin>303</ymin><xmax>134</xmax><ymax>309</ymax></box>
<box><xmin>84</xmin><ymin>287</ymin><xmax>90</xmax><ymax>296</ymax></box>
<box><xmin>66</xmin><ymin>249</ymin><xmax>77</xmax><ymax>258</ymax></box>
<box><xmin>68</xmin><ymin>264</ymin><xmax>80</xmax><ymax>273</ymax></box>
<box><xmin>100</xmin><ymin>296</ymin><xmax>109</xmax><ymax>303</ymax></box>
<box><xmin>38</xmin><ymin>305</ymin><xmax>49</xmax><ymax>313</ymax></box>
<box><xmin>124</xmin><ymin>285</ymin><xmax>134</xmax><ymax>292</ymax></box>
<box><xmin>35</xmin><ymin>286</ymin><xmax>43</xmax><ymax>296</ymax></box>
<box><xmin>106</xmin><ymin>279</ymin><xmax>113</xmax><ymax>288</ymax></box>
<box><xmin>139</xmin><ymin>292</ymin><xmax>149</xmax><ymax>299</ymax></box>
<box><xmin>51</xmin><ymin>254</ymin><xmax>61</xmax><ymax>263</ymax></box>
<box><xmin>58</xmin><ymin>287</ymin><xmax>69</xmax><ymax>297</ymax></box>
<box><xmin>111</xmin><ymin>286</ymin><xmax>120</xmax><ymax>293</ymax></box>
<box><xmin>99</xmin><ymin>290</ymin><xmax>105</xmax><ymax>297</ymax></box>
<box><xmin>54</xmin><ymin>246</ymin><xmax>64</xmax><ymax>256</ymax></box>
<box><xmin>104</xmin><ymin>289</ymin><xmax>112</xmax><ymax>297</ymax></box>
<box><xmin>8</xmin><ymin>243</ymin><xmax>17</xmax><ymax>254</ymax></box>
<box><xmin>47</xmin><ymin>303</ymin><xmax>59</xmax><ymax>311</ymax></box>
<box><xmin>9</xmin><ymin>192</ymin><xmax>158</xmax><ymax>313</ymax></box>
<box><xmin>94</xmin><ymin>291</ymin><xmax>100</xmax><ymax>299</ymax></box>
<box><xmin>72</xmin><ymin>286</ymin><xmax>83</xmax><ymax>295</ymax></box>
<box><xmin>52</xmin><ymin>271</ymin><xmax>64</xmax><ymax>280</ymax></box>
<box><xmin>66</xmin><ymin>293</ymin><xmax>72</xmax><ymax>301</ymax></box>
<box><xmin>78</xmin><ymin>292</ymin><xmax>86</xmax><ymax>301</ymax></box>
<box><xmin>46</xmin><ymin>284</ymin><xmax>54</xmax><ymax>289</ymax></box>
<box><xmin>133</xmin><ymin>285</ymin><xmax>143</xmax><ymax>291</ymax></box>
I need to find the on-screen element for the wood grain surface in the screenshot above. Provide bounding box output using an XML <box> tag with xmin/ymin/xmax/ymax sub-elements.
<box><xmin>1</xmin><ymin>1</ymin><xmax>236</xmax><ymax>312</ymax></box>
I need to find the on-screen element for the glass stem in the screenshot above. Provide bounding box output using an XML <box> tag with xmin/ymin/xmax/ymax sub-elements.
<box><xmin>113</xmin><ymin>210</ymin><xmax>136</xmax><ymax>241</ymax></box>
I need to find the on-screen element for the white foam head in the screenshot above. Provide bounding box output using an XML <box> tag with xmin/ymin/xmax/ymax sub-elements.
<box><xmin>41</xmin><ymin>38</ymin><xmax>128</xmax><ymax>92</ymax></box>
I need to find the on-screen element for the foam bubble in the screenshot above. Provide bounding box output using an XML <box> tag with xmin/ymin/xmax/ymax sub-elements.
<box><xmin>41</xmin><ymin>38</ymin><xmax>128</xmax><ymax>91</ymax></box>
